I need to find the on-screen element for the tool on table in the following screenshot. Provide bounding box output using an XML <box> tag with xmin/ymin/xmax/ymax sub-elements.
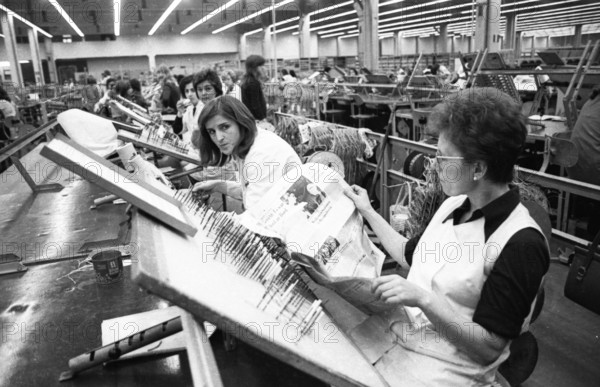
<box><xmin>58</xmin><ymin>317</ymin><xmax>183</xmax><ymax>381</ymax></box>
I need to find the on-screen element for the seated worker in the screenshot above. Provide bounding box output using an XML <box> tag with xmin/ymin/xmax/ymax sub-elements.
<box><xmin>128</xmin><ymin>78</ymin><xmax>149</xmax><ymax>109</ymax></box>
<box><xmin>94</xmin><ymin>77</ymin><xmax>116</xmax><ymax>117</ymax></box>
<box><xmin>0</xmin><ymin>85</ymin><xmax>19</xmax><ymax>142</ymax></box>
<box><xmin>222</xmin><ymin>70</ymin><xmax>242</xmax><ymax>101</ymax></box>
<box><xmin>172</xmin><ymin>75</ymin><xmax>203</xmax><ymax>142</ymax></box>
<box><xmin>106</xmin><ymin>80</ymin><xmax>131</xmax><ymax>122</ymax></box>
<box><xmin>158</xmin><ymin>69</ymin><xmax>223</xmax><ymax>180</ymax></box>
<box><xmin>344</xmin><ymin>87</ymin><xmax>549</xmax><ymax>386</ymax></box>
<box><xmin>568</xmin><ymin>86</ymin><xmax>600</xmax><ymax>237</ymax></box>
<box><xmin>192</xmin><ymin>96</ymin><xmax>301</xmax><ymax>210</ymax></box>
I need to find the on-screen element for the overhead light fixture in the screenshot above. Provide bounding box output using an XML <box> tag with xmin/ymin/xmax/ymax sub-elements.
<box><xmin>244</xmin><ymin>28</ymin><xmax>264</xmax><ymax>37</ymax></box>
<box><xmin>310</xmin><ymin>9</ymin><xmax>357</xmax><ymax>24</ymax></box>
<box><xmin>339</xmin><ymin>33</ymin><xmax>359</xmax><ymax>39</ymax></box>
<box><xmin>512</xmin><ymin>6</ymin><xmax>599</xmax><ymax>22</ymax></box>
<box><xmin>150</xmin><ymin>0</ymin><xmax>182</xmax><ymax>35</ymax></box>
<box><xmin>0</xmin><ymin>34</ymin><xmax>3</xmax><ymax>38</ymax></box>
<box><xmin>19</xmin><ymin>60</ymin><xmax>30</xmax><ymax>64</ymax></box>
<box><xmin>0</xmin><ymin>5</ymin><xmax>52</xmax><ymax>37</ymax></box>
<box><xmin>114</xmin><ymin>0</ymin><xmax>121</xmax><ymax>36</ymax></box>
<box><xmin>271</xmin><ymin>16</ymin><xmax>299</xmax><ymax>28</ymax></box>
<box><xmin>379</xmin><ymin>0</ymin><xmax>407</xmax><ymax>7</ymax></box>
<box><xmin>320</xmin><ymin>32</ymin><xmax>346</xmax><ymax>39</ymax></box>
<box><xmin>291</xmin><ymin>31</ymin><xmax>299</xmax><ymax>36</ymax></box>
<box><xmin>271</xmin><ymin>25</ymin><xmax>298</xmax><ymax>35</ymax></box>
<box><xmin>47</xmin><ymin>0</ymin><xmax>84</xmax><ymax>37</ymax></box>
<box><xmin>317</xmin><ymin>25</ymin><xmax>357</xmax><ymax>35</ymax></box>
<box><xmin>380</xmin><ymin>0</ymin><xmax>450</xmax><ymax>17</ymax></box>
<box><xmin>516</xmin><ymin>12</ymin><xmax>600</xmax><ymax>27</ymax></box>
<box><xmin>308</xmin><ymin>1</ymin><xmax>353</xmax><ymax>16</ymax></box>
<box><xmin>379</xmin><ymin>15</ymin><xmax>472</xmax><ymax>33</ymax></box>
<box><xmin>311</xmin><ymin>18</ymin><xmax>358</xmax><ymax>32</ymax></box>
<box><xmin>517</xmin><ymin>16</ymin><xmax>600</xmax><ymax>31</ymax></box>
<box><xmin>213</xmin><ymin>0</ymin><xmax>294</xmax><ymax>34</ymax></box>
<box><xmin>181</xmin><ymin>0</ymin><xmax>238</xmax><ymax>35</ymax></box>
<box><xmin>380</xmin><ymin>2</ymin><xmax>472</xmax><ymax>25</ymax></box>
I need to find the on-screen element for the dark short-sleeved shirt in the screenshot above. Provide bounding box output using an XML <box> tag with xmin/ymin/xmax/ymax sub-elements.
<box><xmin>241</xmin><ymin>76</ymin><xmax>267</xmax><ymax>120</ymax></box>
<box><xmin>441</xmin><ymin>187</ymin><xmax>549</xmax><ymax>339</ymax></box>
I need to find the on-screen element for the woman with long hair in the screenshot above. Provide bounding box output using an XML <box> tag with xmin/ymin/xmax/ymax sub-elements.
<box><xmin>241</xmin><ymin>55</ymin><xmax>267</xmax><ymax>121</ymax></box>
<box><xmin>192</xmin><ymin>95</ymin><xmax>300</xmax><ymax>210</ymax></box>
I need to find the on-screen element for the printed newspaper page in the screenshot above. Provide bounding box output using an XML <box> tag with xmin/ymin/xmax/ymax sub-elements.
<box><xmin>237</xmin><ymin>162</ymin><xmax>391</xmax><ymax>314</ymax></box>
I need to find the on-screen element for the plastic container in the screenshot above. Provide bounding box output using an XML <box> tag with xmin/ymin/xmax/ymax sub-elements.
<box><xmin>91</xmin><ymin>250</ymin><xmax>123</xmax><ymax>285</ymax></box>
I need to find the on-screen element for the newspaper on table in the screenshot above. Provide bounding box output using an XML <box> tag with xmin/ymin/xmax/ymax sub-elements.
<box><xmin>237</xmin><ymin>162</ymin><xmax>394</xmax><ymax>314</ymax></box>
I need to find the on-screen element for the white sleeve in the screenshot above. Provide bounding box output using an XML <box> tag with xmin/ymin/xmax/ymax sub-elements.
<box><xmin>241</xmin><ymin>134</ymin><xmax>302</xmax><ymax>210</ymax></box>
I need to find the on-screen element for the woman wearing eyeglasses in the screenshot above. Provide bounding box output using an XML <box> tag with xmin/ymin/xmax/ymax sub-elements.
<box><xmin>344</xmin><ymin>87</ymin><xmax>549</xmax><ymax>386</ymax></box>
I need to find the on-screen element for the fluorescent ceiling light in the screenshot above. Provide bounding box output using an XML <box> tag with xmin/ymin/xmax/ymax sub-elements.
<box><xmin>292</xmin><ymin>31</ymin><xmax>299</xmax><ymax>36</ymax></box>
<box><xmin>317</xmin><ymin>25</ymin><xmax>357</xmax><ymax>35</ymax></box>
<box><xmin>114</xmin><ymin>0</ymin><xmax>121</xmax><ymax>36</ymax></box>
<box><xmin>0</xmin><ymin>5</ymin><xmax>52</xmax><ymax>37</ymax></box>
<box><xmin>309</xmin><ymin>1</ymin><xmax>353</xmax><ymax>16</ymax></box>
<box><xmin>0</xmin><ymin>34</ymin><xmax>4</xmax><ymax>38</ymax></box>
<box><xmin>380</xmin><ymin>0</ymin><xmax>450</xmax><ymax>17</ymax></box>
<box><xmin>47</xmin><ymin>0</ymin><xmax>84</xmax><ymax>37</ymax></box>
<box><xmin>339</xmin><ymin>33</ymin><xmax>359</xmax><ymax>39</ymax></box>
<box><xmin>181</xmin><ymin>0</ymin><xmax>238</xmax><ymax>35</ymax></box>
<box><xmin>244</xmin><ymin>28</ymin><xmax>264</xmax><ymax>37</ymax></box>
<box><xmin>516</xmin><ymin>12</ymin><xmax>600</xmax><ymax>27</ymax></box>
<box><xmin>311</xmin><ymin>18</ymin><xmax>358</xmax><ymax>32</ymax></box>
<box><xmin>379</xmin><ymin>0</ymin><xmax>406</xmax><ymax>6</ymax></box>
<box><xmin>272</xmin><ymin>16</ymin><xmax>299</xmax><ymax>28</ymax></box>
<box><xmin>320</xmin><ymin>32</ymin><xmax>346</xmax><ymax>38</ymax></box>
<box><xmin>379</xmin><ymin>15</ymin><xmax>472</xmax><ymax>33</ymax></box>
<box><xmin>19</xmin><ymin>60</ymin><xmax>30</xmax><ymax>64</ymax></box>
<box><xmin>310</xmin><ymin>0</ymin><xmax>447</xmax><ymax>31</ymax></box>
<box><xmin>517</xmin><ymin>17</ymin><xmax>600</xmax><ymax>31</ymax></box>
<box><xmin>310</xmin><ymin>9</ymin><xmax>357</xmax><ymax>24</ymax></box>
<box><xmin>213</xmin><ymin>0</ymin><xmax>294</xmax><ymax>34</ymax></box>
<box><xmin>271</xmin><ymin>25</ymin><xmax>298</xmax><ymax>34</ymax></box>
<box><xmin>380</xmin><ymin>13</ymin><xmax>453</xmax><ymax>29</ymax></box>
<box><xmin>514</xmin><ymin>7</ymin><xmax>600</xmax><ymax>22</ymax></box>
<box><xmin>380</xmin><ymin>2</ymin><xmax>472</xmax><ymax>25</ymax></box>
<box><xmin>461</xmin><ymin>0</ymin><xmax>580</xmax><ymax>14</ymax></box>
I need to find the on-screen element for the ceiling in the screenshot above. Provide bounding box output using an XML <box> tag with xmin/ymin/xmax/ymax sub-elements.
<box><xmin>1</xmin><ymin>0</ymin><xmax>599</xmax><ymax>41</ymax></box>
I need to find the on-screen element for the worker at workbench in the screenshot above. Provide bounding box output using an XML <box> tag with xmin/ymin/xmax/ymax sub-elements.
<box><xmin>0</xmin><ymin>86</ymin><xmax>19</xmax><ymax>143</ymax></box>
<box><xmin>344</xmin><ymin>87</ymin><xmax>549</xmax><ymax>385</ymax></box>
<box><xmin>191</xmin><ymin>95</ymin><xmax>300</xmax><ymax>210</ymax></box>
<box><xmin>568</xmin><ymin>86</ymin><xmax>600</xmax><ymax>237</ymax></box>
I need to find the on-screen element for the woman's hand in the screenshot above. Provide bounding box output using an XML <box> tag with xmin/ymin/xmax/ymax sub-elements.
<box><xmin>372</xmin><ymin>275</ymin><xmax>428</xmax><ymax>307</ymax></box>
<box><xmin>344</xmin><ymin>184</ymin><xmax>374</xmax><ymax>214</ymax></box>
<box><xmin>176</xmin><ymin>99</ymin><xmax>188</xmax><ymax>117</ymax></box>
<box><xmin>192</xmin><ymin>180</ymin><xmax>224</xmax><ymax>195</ymax></box>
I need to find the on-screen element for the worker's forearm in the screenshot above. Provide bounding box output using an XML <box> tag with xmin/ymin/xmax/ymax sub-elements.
<box><xmin>362</xmin><ymin>208</ymin><xmax>408</xmax><ymax>266</ymax></box>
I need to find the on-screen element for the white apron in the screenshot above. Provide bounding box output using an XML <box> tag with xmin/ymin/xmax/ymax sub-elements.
<box><xmin>373</xmin><ymin>195</ymin><xmax>544</xmax><ymax>386</ymax></box>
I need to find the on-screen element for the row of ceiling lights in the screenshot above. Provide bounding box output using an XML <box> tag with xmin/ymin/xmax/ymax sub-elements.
<box><xmin>0</xmin><ymin>0</ymin><xmax>597</xmax><ymax>40</ymax></box>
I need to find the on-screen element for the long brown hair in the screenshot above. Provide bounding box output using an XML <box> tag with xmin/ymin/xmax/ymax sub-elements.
<box><xmin>197</xmin><ymin>95</ymin><xmax>257</xmax><ymax>166</ymax></box>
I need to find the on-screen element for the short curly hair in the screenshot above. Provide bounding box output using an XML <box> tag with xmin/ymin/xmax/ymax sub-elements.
<box><xmin>428</xmin><ymin>87</ymin><xmax>527</xmax><ymax>183</ymax></box>
<box><xmin>193</xmin><ymin>68</ymin><xmax>223</xmax><ymax>97</ymax></box>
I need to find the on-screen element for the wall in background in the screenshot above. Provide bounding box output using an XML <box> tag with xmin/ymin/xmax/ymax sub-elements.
<box><xmin>155</xmin><ymin>53</ymin><xmax>239</xmax><ymax>74</ymax></box>
<box><xmin>86</xmin><ymin>56</ymin><xmax>149</xmax><ymax>80</ymax></box>
<box><xmin>338</xmin><ymin>37</ymin><xmax>358</xmax><ymax>56</ymax></box>
<box><xmin>318</xmin><ymin>38</ymin><xmax>337</xmax><ymax>57</ymax></box>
